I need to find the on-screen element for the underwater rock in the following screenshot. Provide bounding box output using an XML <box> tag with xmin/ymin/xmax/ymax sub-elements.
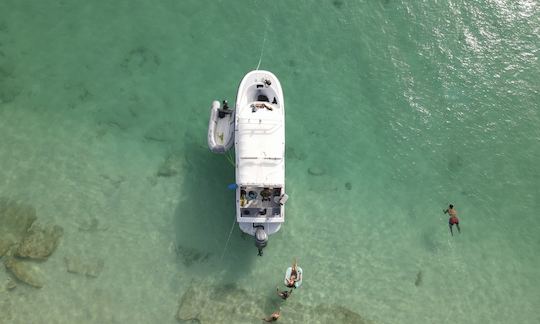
<box><xmin>415</xmin><ymin>270</ymin><xmax>423</xmax><ymax>287</ymax></box>
<box><xmin>120</xmin><ymin>46</ymin><xmax>160</xmax><ymax>74</ymax></box>
<box><xmin>78</xmin><ymin>217</ymin><xmax>98</xmax><ymax>232</ymax></box>
<box><xmin>144</xmin><ymin>121</ymin><xmax>177</xmax><ymax>142</ymax></box>
<box><xmin>6</xmin><ymin>278</ymin><xmax>17</xmax><ymax>290</ymax></box>
<box><xmin>286</xmin><ymin>146</ymin><xmax>306</xmax><ymax>160</ymax></box>
<box><xmin>345</xmin><ymin>182</ymin><xmax>352</xmax><ymax>190</ymax></box>
<box><xmin>447</xmin><ymin>155</ymin><xmax>464</xmax><ymax>172</ymax></box>
<box><xmin>78</xmin><ymin>217</ymin><xmax>108</xmax><ymax>232</ymax></box>
<box><xmin>157</xmin><ymin>152</ymin><xmax>184</xmax><ymax>177</ymax></box>
<box><xmin>0</xmin><ymin>198</ymin><xmax>37</xmax><ymax>257</ymax></box>
<box><xmin>0</xmin><ymin>84</ymin><xmax>22</xmax><ymax>104</ymax></box>
<box><xmin>0</xmin><ymin>241</ymin><xmax>12</xmax><ymax>257</ymax></box>
<box><xmin>4</xmin><ymin>257</ymin><xmax>44</xmax><ymax>288</ymax></box>
<box><xmin>100</xmin><ymin>174</ymin><xmax>125</xmax><ymax>188</ymax></box>
<box><xmin>176</xmin><ymin>286</ymin><xmax>203</xmax><ymax>322</ymax></box>
<box><xmin>175</xmin><ymin>245</ymin><xmax>211</xmax><ymax>267</ymax></box>
<box><xmin>314</xmin><ymin>304</ymin><xmax>371</xmax><ymax>324</ymax></box>
<box><xmin>65</xmin><ymin>256</ymin><xmax>104</xmax><ymax>278</ymax></box>
<box><xmin>332</xmin><ymin>0</ymin><xmax>345</xmax><ymax>9</ymax></box>
<box><xmin>308</xmin><ymin>166</ymin><xmax>325</xmax><ymax>176</ymax></box>
<box><xmin>176</xmin><ymin>283</ymin><xmax>263</xmax><ymax>323</ymax></box>
<box><xmin>0</xmin><ymin>65</ymin><xmax>22</xmax><ymax>104</ymax></box>
<box><xmin>15</xmin><ymin>224</ymin><xmax>63</xmax><ymax>260</ymax></box>
<box><xmin>176</xmin><ymin>282</ymin><xmax>373</xmax><ymax>323</ymax></box>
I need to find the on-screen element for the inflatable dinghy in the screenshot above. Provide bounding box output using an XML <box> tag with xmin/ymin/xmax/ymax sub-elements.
<box><xmin>207</xmin><ymin>100</ymin><xmax>234</xmax><ymax>153</ymax></box>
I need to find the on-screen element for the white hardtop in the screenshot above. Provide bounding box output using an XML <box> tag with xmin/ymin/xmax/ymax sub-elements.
<box><xmin>235</xmin><ymin>71</ymin><xmax>285</xmax><ymax>186</ymax></box>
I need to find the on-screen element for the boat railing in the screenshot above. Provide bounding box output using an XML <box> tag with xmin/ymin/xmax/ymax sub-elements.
<box><xmin>236</xmin><ymin>119</ymin><xmax>283</xmax><ymax>135</ymax></box>
<box><xmin>237</xmin><ymin>117</ymin><xmax>282</xmax><ymax>124</ymax></box>
<box><xmin>239</xmin><ymin>156</ymin><xmax>283</xmax><ymax>161</ymax></box>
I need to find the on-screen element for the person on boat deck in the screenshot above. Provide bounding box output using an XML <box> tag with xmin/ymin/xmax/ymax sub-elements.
<box><xmin>276</xmin><ymin>287</ymin><xmax>293</xmax><ymax>300</ymax></box>
<box><xmin>252</xmin><ymin>102</ymin><xmax>273</xmax><ymax>110</ymax></box>
<box><xmin>218</xmin><ymin>100</ymin><xmax>232</xmax><ymax>118</ymax></box>
<box><xmin>260</xmin><ymin>188</ymin><xmax>272</xmax><ymax>201</ymax></box>
<box><xmin>444</xmin><ymin>204</ymin><xmax>460</xmax><ymax>236</ymax></box>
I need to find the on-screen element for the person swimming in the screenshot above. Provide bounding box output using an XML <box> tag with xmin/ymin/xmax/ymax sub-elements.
<box><xmin>285</xmin><ymin>273</ymin><xmax>297</xmax><ymax>288</ymax></box>
<box><xmin>444</xmin><ymin>204</ymin><xmax>461</xmax><ymax>236</ymax></box>
<box><xmin>262</xmin><ymin>310</ymin><xmax>280</xmax><ymax>322</ymax></box>
<box><xmin>276</xmin><ymin>287</ymin><xmax>293</xmax><ymax>300</ymax></box>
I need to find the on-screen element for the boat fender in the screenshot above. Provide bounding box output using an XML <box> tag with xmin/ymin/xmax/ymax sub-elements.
<box><xmin>279</xmin><ymin>193</ymin><xmax>289</xmax><ymax>205</ymax></box>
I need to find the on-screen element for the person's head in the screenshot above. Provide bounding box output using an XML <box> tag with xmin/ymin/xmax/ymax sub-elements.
<box><xmin>449</xmin><ymin>204</ymin><xmax>454</xmax><ymax>209</ymax></box>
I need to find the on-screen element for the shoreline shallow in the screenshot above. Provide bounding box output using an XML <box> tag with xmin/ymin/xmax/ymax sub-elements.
<box><xmin>1</xmin><ymin>0</ymin><xmax>539</xmax><ymax>323</ymax></box>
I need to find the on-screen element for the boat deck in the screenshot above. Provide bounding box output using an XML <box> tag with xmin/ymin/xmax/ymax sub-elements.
<box><xmin>239</xmin><ymin>186</ymin><xmax>282</xmax><ymax>218</ymax></box>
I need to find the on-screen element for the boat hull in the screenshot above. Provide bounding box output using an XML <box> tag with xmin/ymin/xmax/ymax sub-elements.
<box><xmin>234</xmin><ymin>70</ymin><xmax>286</xmax><ymax>237</ymax></box>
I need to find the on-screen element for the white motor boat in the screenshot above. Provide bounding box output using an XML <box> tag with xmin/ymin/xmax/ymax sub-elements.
<box><xmin>207</xmin><ymin>100</ymin><xmax>235</xmax><ymax>154</ymax></box>
<box><xmin>234</xmin><ymin>70</ymin><xmax>288</xmax><ymax>256</ymax></box>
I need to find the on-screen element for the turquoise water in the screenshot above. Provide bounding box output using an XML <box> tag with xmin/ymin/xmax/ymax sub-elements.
<box><xmin>1</xmin><ymin>0</ymin><xmax>539</xmax><ymax>323</ymax></box>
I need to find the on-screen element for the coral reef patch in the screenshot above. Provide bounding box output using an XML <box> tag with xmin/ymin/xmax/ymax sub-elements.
<box><xmin>120</xmin><ymin>46</ymin><xmax>161</xmax><ymax>74</ymax></box>
<box><xmin>175</xmin><ymin>245</ymin><xmax>211</xmax><ymax>267</ymax></box>
<box><xmin>415</xmin><ymin>270</ymin><xmax>423</xmax><ymax>287</ymax></box>
<box><xmin>0</xmin><ymin>198</ymin><xmax>63</xmax><ymax>288</ymax></box>
<box><xmin>15</xmin><ymin>224</ymin><xmax>64</xmax><ymax>260</ymax></box>
<box><xmin>4</xmin><ymin>257</ymin><xmax>44</xmax><ymax>288</ymax></box>
<box><xmin>0</xmin><ymin>199</ymin><xmax>37</xmax><ymax>257</ymax></box>
<box><xmin>176</xmin><ymin>282</ymin><xmax>373</xmax><ymax>323</ymax></box>
<box><xmin>157</xmin><ymin>152</ymin><xmax>185</xmax><ymax>177</ymax></box>
<box><xmin>65</xmin><ymin>255</ymin><xmax>104</xmax><ymax>278</ymax></box>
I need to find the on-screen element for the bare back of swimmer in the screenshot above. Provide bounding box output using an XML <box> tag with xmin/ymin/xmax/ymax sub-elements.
<box><xmin>444</xmin><ymin>204</ymin><xmax>461</xmax><ymax>236</ymax></box>
<box><xmin>262</xmin><ymin>310</ymin><xmax>280</xmax><ymax>322</ymax></box>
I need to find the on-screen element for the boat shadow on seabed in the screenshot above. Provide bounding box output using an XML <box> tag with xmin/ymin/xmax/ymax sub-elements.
<box><xmin>173</xmin><ymin>142</ymin><xmax>256</xmax><ymax>279</ymax></box>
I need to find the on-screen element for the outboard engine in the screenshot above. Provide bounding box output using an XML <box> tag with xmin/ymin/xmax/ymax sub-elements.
<box><xmin>254</xmin><ymin>226</ymin><xmax>268</xmax><ymax>256</ymax></box>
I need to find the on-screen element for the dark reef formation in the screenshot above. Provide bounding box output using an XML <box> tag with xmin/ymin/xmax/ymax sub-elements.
<box><xmin>176</xmin><ymin>281</ymin><xmax>373</xmax><ymax>323</ymax></box>
<box><xmin>0</xmin><ymin>198</ymin><xmax>63</xmax><ymax>288</ymax></box>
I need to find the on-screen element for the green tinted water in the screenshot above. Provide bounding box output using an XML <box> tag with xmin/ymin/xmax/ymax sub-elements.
<box><xmin>0</xmin><ymin>0</ymin><xmax>538</xmax><ymax>323</ymax></box>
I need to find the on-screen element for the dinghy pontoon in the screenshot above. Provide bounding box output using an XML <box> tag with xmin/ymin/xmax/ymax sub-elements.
<box><xmin>207</xmin><ymin>100</ymin><xmax>235</xmax><ymax>153</ymax></box>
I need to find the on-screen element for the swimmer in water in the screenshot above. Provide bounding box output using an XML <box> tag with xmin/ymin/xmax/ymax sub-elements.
<box><xmin>444</xmin><ymin>204</ymin><xmax>461</xmax><ymax>236</ymax></box>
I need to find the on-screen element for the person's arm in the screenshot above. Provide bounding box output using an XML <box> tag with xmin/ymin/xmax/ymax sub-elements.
<box><xmin>443</xmin><ymin>208</ymin><xmax>448</xmax><ymax>214</ymax></box>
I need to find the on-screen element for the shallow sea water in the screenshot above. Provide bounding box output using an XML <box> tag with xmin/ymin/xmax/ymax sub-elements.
<box><xmin>0</xmin><ymin>0</ymin><xmax>539</xmax><ymax>323</ymax></box>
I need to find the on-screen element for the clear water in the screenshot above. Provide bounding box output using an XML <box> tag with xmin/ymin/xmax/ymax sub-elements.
<box><xmin>1</xmin><ymin>0</ymin><xmax>539</xmax><ymax>323</ymax></box>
